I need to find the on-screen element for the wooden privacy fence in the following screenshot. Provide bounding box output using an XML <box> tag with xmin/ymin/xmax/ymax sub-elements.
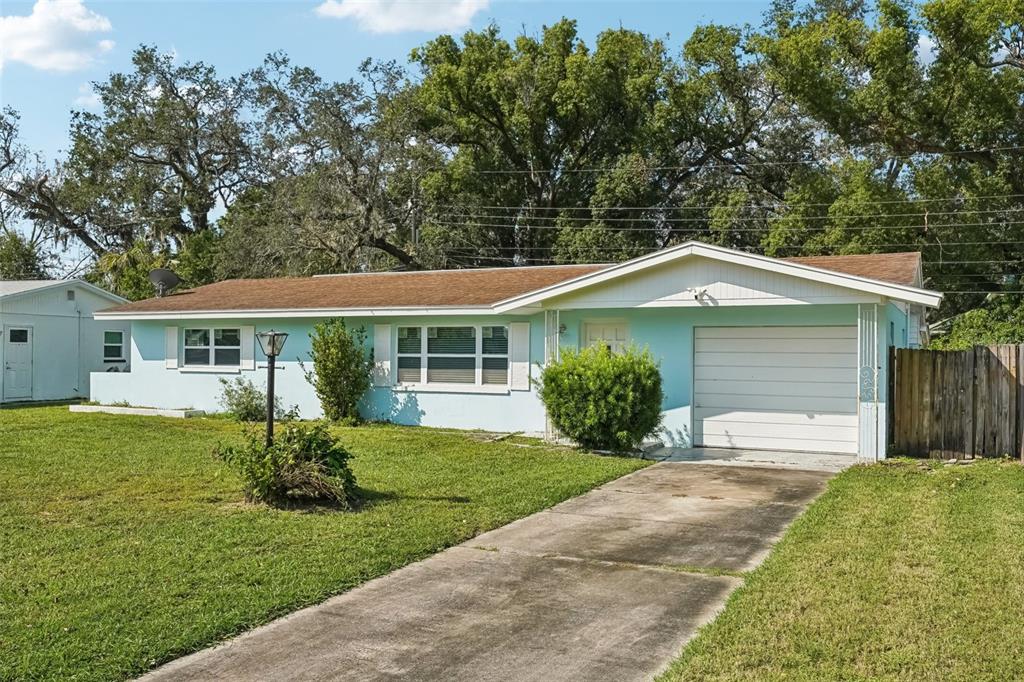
<box><xmin>889</xmin><ymin>345</ymin><xmax>1024</xmax><ymax>459</ymax></box>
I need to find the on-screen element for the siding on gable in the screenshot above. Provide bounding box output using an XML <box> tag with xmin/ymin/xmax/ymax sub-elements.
<box><xmin>546</xmin><ymin>255</ymin><xmax>883</xmax><ymax>309</ymax></box>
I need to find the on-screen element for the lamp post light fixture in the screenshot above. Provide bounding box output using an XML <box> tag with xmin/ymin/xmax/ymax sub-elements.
<box><xmin>256</xmin><ymin>329</ymin><xmax>289</xmax><ymax>449</ymax></box>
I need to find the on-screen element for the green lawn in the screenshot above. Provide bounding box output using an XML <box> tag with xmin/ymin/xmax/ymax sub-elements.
<box><xmin>662</xmin><ymin>459</ymin><xmax>1024</xmax><ymax>681</ymax></box>
<box><xmin>0</xmin><ymin>407</ymin><xmax>646</xmax><ymax>681</ymax></box>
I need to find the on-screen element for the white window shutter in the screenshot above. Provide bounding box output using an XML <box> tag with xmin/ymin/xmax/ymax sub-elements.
<box><xmin>164</xmin><ymin>327</ymin><xmax>178</xmax><ymax>369</ymax></box>
<box><xmin>509</xmin><ymin>322</ymin><xmax>530</xmax><ymax>390</ymax></box>
<box><xmin>240</xmin><ymin>326</ymin><xmax>255</xmax><ymax>370</ymax></box>
<box><xmin>373</xmin><ymin>324</ymin><xmax>392</xmax><ymax>386</ymax></box>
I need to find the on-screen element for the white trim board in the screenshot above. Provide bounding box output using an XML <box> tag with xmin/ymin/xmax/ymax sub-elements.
<box><xmin>493</xmin><ymin>242</ymin><xmax>941</xmax><ymax>312</ymax></box>
<box><xmin>94</xmin><ymin>241</ymin><xmax>942</xmax><ymax>320</ymax></box>
<box><xmin>0</xmin><ymin>279</ymin><xmax>126</xmax><ymax>305</ymax></box>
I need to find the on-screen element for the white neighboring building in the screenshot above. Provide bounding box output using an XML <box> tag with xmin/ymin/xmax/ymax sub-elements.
<box><xmin>0</xmin><ymin>280</ymin><xmax>128</xmax><ymax>404</ymax></box>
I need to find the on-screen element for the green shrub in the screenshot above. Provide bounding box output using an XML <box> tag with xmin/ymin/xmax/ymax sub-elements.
<box><xmin>214</xmin><ymin>421</ymin><xmax>358</xmax><ymax>508</ymax></box>
<box><xmin>302</xmin><ymin>319</ymin><xmax>372</xmax><ymax>423</ymax></box>
<box><xmin>218</xmin><ymin>376</ymin><xmax>287</xmax><ymax>422</ymax></box>
<box><xmin>537</xmin><ymin>344</ymin><xmax>663</xmax><ymax>452</ymax></box>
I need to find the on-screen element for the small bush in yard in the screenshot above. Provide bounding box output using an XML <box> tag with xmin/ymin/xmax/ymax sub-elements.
<box><xmin>214</xmin><ymin>421</ymin><xmax>358</xmax><ymax>508</ymax></box>
<box><xmin>537</xmin><ymin>344</ymin><xmax>663</xmax><ymax>453</ymax></box>
<box><xmin>218</xmin><ymin>376</ymin><xmax>287</xmax><ymax>422</ymax></box>
<box><xmin>302</xmin><ymin>319</ymin><xmax>372</xmax><ymax>423</ymax></box>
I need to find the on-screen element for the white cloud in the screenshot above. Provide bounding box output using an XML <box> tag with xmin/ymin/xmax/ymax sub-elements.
<box><xmin>73</xmin><ymin>82</ymin><xmax>100</xmax><ymax>108</ymax></box>
<box><xmin>0</xmin><ymin>0</ymin><xmax>114</xmax><ymax>72</ymax></box>
<box><xmin>315</xmin><ymin>0</ymin><xmax>488</xmax><ymax>34</ymax></box>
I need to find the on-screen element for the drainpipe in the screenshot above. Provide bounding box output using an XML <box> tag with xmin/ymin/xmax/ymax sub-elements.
<box><xmin>76</xmin><ymin>306</ymin><xmax>82</xmax><ymax>395</ymax></box>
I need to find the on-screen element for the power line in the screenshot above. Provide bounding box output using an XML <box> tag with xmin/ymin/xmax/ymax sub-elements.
<box><xmin>430</xmin><ymin>218</ymin><xmax>1023</xmax><ymax>233</ymax></box>
<box><xmin>436</xmin><ymin>206</ymin><xmax>1024</xmax><ymax>224</ymax></box>
<box><xmin>441</xmin><ymin>239</ymin><xmax>1024</xmax><ymax>251</ymax></box>
<box><xmin>441</xmin><ymin>146</ymin><xmax>1024</xmax><ymax>175</ymax></box>
<box><xmin>433</xmin><ymin>193</ymin><xmax>1024</xmax><ymax>212</ymax></box>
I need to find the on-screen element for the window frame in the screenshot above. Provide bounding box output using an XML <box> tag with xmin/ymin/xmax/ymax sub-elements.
<box><xmin>103</xmin><ymin>329</ymin><xmax>125</xmax><ymax>363</ymax></box>
<box><xmin>395</xmin><ymin>324</ymin><xmax>509</xmax><ymax>388</ymax></box>
<box><xmin>182</xmin><ymin>327</ymin><xmax>242</xmax><ymax>368</ymax></box>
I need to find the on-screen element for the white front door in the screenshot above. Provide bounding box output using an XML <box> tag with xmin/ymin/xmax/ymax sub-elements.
<box><xmin>3</xmin><ymin>326</ymin><xmax>33</xmax><ymax>400</ymax></box>
<box><xmin>584</xmin><ymin>322</ymin><xmax>629</xmax><ymax>353</ymax></box>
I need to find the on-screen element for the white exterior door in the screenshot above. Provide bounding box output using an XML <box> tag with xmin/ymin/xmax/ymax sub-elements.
<box><xmin>584</xmin><ymin>322</ymin><xmax>629</xmax><ymax>353</ymax></box>
<box><xmin>3</xmin><ymin>326</ymin><xmax>33</xmax><ymax>400</ymax></box>
<box><xmin>693</xmin><ymin>326</ymin><xmax>858</xmax><ymax>454</ymax></box>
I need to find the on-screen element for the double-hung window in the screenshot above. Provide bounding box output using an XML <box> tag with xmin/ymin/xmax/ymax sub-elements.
<box><xmin>395</xmin><ymin>325</ymin><xmax>509</xmax><ymax>387</ymax></box>
<box><xmin>183</xmin><ymin>328</ymin><xmax>241</xmax><ymax>367</ymax></box>
<box><xmin>103</xmin><ymin>330</ymin><xmax>125</xmax><ymax>362</ymax></box>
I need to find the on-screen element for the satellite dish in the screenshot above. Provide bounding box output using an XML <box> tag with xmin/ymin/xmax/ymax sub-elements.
<box><xmin>148</xmin><ymin>268</ymin><xmax>181</xmax><ymax>297</ymax></box>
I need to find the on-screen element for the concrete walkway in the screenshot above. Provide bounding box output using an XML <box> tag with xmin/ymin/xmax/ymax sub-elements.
<box><xmin>141</xmin><ymin>463</ymin><xmax>834</xmax><ymax>682</ymax></box>
<box><xmin>646</xmin><ymin>446</ymin><xmax>857</xmax><ymax>473</ymax></box>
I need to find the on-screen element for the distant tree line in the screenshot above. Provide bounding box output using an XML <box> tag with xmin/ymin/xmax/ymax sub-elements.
<box><xmin>0</xmin><ymin>0</ymin><xmax>1021</xmax><ymax>330</ymax></box>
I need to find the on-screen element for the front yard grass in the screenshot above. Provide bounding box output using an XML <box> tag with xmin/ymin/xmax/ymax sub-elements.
<box><xmin>0</xmin><ymin>407</ymin><xmax>646</xmax><ymax>681</ymax></box>
<box><xmin>662</xmin><ymin>458</ymin><xmax>1024</xmax><ymax>681</ymax></box>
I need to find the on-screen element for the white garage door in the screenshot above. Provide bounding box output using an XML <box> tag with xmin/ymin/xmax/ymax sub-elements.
<box><xmin>693</xmin><ymin>326</ymin><xmax>858</xmax><ymax>454</ymax></box>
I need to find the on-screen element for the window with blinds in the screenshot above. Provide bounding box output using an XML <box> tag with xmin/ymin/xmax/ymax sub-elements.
<box><xmin>481</xmin><ymin>326</ymin><xmax>508</xmax><ymax>385</ymax></box>
<box><xmin>395</xmin><ymin>325</ymin><xmax>509</xmax><ymax>387</ymax></box>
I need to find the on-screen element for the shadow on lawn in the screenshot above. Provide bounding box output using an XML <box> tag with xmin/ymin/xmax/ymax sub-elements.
<box><xmin>357</xmin><ymin>488</ymin><xmax>472</xmax><ymax>509</ymax></box>
<box><xmin>217</xmin><ymin>488</ymin><xmax>471</xmax><ymax>515</ymax></box>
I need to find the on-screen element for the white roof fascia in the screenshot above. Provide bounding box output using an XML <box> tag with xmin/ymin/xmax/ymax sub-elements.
<box><xmin>492</xmin><ymin>241</ymin><xmax>943</xmax><ymax>311</ymax></box>
<box><xmin>0</xmin><ymin>279</ymin><xmax>127</xmax><ymax>305</ymax></box>
<box><xmin>94</xmin><ymin>305</ymin><xmax>499</xmax><ymax>321</ymax></box>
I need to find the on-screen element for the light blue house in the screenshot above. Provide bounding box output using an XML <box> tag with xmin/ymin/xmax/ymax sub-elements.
<box><xmin>92</xmin><ymin>242</ymin><xmax>941</xmax><ymax>460</ymax></box>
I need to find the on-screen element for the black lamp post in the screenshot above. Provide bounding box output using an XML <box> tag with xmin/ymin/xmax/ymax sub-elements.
<box><xmin>256</xmin><ymin>329</ymin><xmax>289</xmax><ymax>448</ymax></box>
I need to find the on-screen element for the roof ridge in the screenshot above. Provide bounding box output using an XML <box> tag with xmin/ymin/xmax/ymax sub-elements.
<box><xmin>310</xmin><ymin>263</ymin><xmax>610</xmax><ymax>278</ymax></box>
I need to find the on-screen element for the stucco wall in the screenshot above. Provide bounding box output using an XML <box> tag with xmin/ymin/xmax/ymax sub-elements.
<box><xmin>556</xmin><ymin>304</ymin><xmax>863</xmax><ymax>446</ymax></box>
<box><xmin>93</xmin><ymin>304</ymin><xmax>871</xmax><ymax>444</ymax></box>
<box><xmin>92</xmin><ymin>314</ymin><xmax>549</xmax><ymax>432</ymax></box>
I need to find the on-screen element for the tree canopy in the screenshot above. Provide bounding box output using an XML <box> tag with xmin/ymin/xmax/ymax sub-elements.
<box><xmin>1</xmin><ymin>0</ymin><xmax>1021</xmax><ymax>345</ymax></box>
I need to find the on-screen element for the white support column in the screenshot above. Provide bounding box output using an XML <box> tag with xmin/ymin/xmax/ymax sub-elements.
<box><xmin>857</xmin><ymin>303</ymin><xmax>882</xmax><ymax>461</ymax></box>
<box><xmin>543</xmin><ymin>309</ymin><xmax>560</xmax><ymax>364</ymax></box>
<box><xmin>543</xmin><ymin>309</ymin><xmax>561</xmax><ymax>441</ymax></box>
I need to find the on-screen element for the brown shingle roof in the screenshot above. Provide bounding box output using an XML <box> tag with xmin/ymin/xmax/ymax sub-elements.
<box><xmin>99</xmin><ymin>264</ymin><xmax>610</xmax><ymax>314</ymax></box>
<box><xmin>783</xmin><ymin>252</ymin><xmax>921</xmax><ymax>287</ymax></box>
<box><xmin>99</xmin><ymin>250</ymin><xmax>924</xmax><ymax>315</ymax></box>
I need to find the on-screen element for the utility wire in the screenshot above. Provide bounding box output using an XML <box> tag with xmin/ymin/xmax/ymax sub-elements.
<box><xmin>436</xmin><ymin>206</ymin><xmax>1024</xmax><ymax>224</ymax></box>
<box><xmin>437</xmin><ymin>145</ymin><xmax>1024</xmax><ymax>175</ymax></box>
<box><xmin>429</xmin><ymin>218</ymin><xmax>1023</xmax><ymax>233</ymax></box>
<box><xmin>433</xmin><ymin>193</ymin><xmax>1024</xmax><ymax>211</ymax></box>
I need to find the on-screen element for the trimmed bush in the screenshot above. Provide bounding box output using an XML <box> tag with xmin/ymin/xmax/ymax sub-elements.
<box><xmin>214</xmin><ymin>421</ymin><xmax>358</xmax><ymax>508</ymax></box>
<box><xmin>302</xmin><ymin>319</ymin><xmax>372</xmax><ymax>423</ymax></box>
<box><xmin>218</xmin><ymin>376</ymin><xmax>285</xmax><ymax>422</ymax></box>
<box><xmin>537</xmin><ymin>344</ymin><xmax>663</xmax><ymax>452</ymax></box>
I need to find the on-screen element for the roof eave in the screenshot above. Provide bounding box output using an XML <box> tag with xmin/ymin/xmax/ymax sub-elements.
<box><xmin>94</xmin><ymin>304</ymin><xmax>499</xmax><ymax>320</ymax></box>
<box><xmin>492</xmin><ymin>242</ymin><xmax>943</xmax><ymax>311</ymax></box>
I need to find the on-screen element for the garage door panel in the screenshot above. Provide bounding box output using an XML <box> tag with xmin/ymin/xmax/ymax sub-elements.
<box><xmin>695</xmin><ymin>392</ymin><xmax>857</xmax><ymax>413</ymax></box>
<box><xmin>695</xmin><ymin>407</ymin><xmax>858</xmax><ymax>428</ymax></box>
<box><xmin>694</xmin><ymin>432</ymin><xmax>859</xmax><ymax>454</ymax></box>
<box><xmin>693</xmin><ymin>326</ymin><xmax>858</xmax><ymax>454</ymax></box>
<box><xmin>694</xmin><ymin>365</ymin><xmax>856</xmax><ymax>384</ymax></box>
<box><xmin>695</xmin><ymin>326</ymin><xmax>857</xmax><ymax>340</ymax></box>
<box><xmin>694</xmin><ymin>337</ymin><xmax>857</xmax><ymax>354</ymax></box>
<box><xmin>694</xmin><ymin>351</ymin><xmax>857</xmax><ymax>369</ymax></box>
<box><xmin>696</xmin><ymin>419</ymin><xmax>858</xmax><ymax>440</ymax></box>
<box><xmin>693</xmin><ymin>379</ymin><xmax>856</xmax><ymax>399</ymax></box>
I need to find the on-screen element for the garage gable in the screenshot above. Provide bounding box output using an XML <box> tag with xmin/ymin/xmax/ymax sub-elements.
<box><xmin>541</xmin><ymin>255</ymin><xmax>884</xmax><ymax>309</ymax></box>
<box><xmin>493</xmin><ymin>241</ymin><xmax>941</xmax><ymax>312</ymax></box>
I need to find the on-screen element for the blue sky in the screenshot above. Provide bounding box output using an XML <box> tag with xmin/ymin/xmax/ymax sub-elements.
<box><xmin>1</xmin><ymin>0</ymin><xmax>773</xmax><ymax>162</ymax></box>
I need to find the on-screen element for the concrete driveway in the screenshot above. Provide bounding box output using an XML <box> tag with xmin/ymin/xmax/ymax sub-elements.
<box><xmin>141</xmin><ymin>463</ymin><xmax>834</xmax><ymax>682</ymax></box>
